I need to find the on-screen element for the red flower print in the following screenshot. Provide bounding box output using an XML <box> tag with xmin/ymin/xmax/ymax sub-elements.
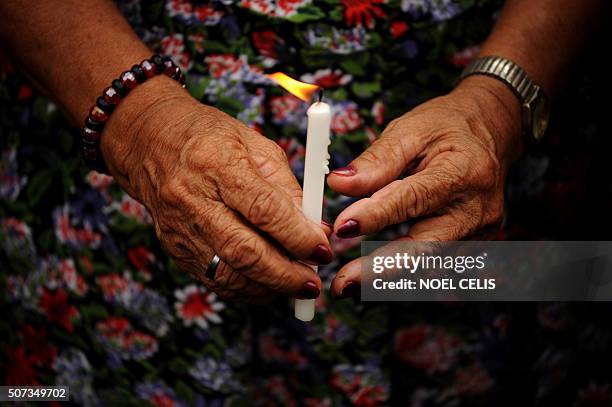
<box><xmin>366</xmin><ymin>126</ymin><xmax>379</xmax><ymax>143</ymax></box>
<box><xmin>371</xmin><ymin>100</ymin><xmax>384</xmax><ymax>125</ymax></box>
<box><xmin>277</xmin><ymin>137</ymin><xmax>305</xmax><ymax>164</ymax></box>
<box><xmin>301</xmin><ymin>69</ymin><xmax>352</xmax><ymax>88</ymax></box>
<box><xmin>114</xmin><ymin>193</ymin><xmax>152</xmax><ymax>224</ymax></box>
<box><xmin>98</xmin><ymin>316</ymin><xmax>131</xmax><ymax>337</ymax></box>
<box><xmin>57</xmin><ymin>258</ymin><xmax>88</xmax><ymax>296</ymax></box>
<box><xmin>97</xmin><ymin>273</ymin><xmax>132</xmax><ymax>301</ymax></box>
<box><xmin>160</xmin><ymin>33</ymin><xmax>192</xmax><ymax>72</ymax></box>
<box><xmin>331</xmin><ymin>370</ymin><xmax>360</xmax><ymax>395</ymax></box>
<box><xmin>449</xmin><ymin>45</ymin><xmax>480</xmax><ymax>68</ymax></box>
<box><xmin>242</xmin><ymin>0</ymin><xmax>311</xmax><ymax>18</ymax></box>
<box><xmin>341</xmin><ymin>0</ymin><xmax>386</xmax><ymax>29</ymax></box>
<box><xmin>96</xmin><ymin>317</ymin><xmax>158</xmax><ymax>360</ymax></box>
<box><xmin>331</xmin><ymin>101</ymin><xmax>363</xmax><ymax>135</ymax></box>
<box><xmin>252</xmin><ymin>30</ymin><xmax>284</xmax><ymax>59</ymax></box>
<box><xmin>86</xmin><ymin>170</ymin><xmax>114</xmax><ymax>191</ymax></box>
<box><xmin>128</xmin><ymin>246</ymin><xmax>155</xmax><ymax>272</ymax></box>
<box><xmin>79</xmin><ymin>255</ymin><xmax>93</xmax><ymax>274</ymax></box>
<box><xmin>3</xmin><ymin>346</ymin><xmax>40</xmax><ymax>386</ymax></box>
<box><xmin>174</xmin><ymin>285</ymin><xmax>225</xmax><ymax>329</ymax></box>
<box><xmin>18</xmin><ymin>84</ymin><xmax>32</xmax><ymax>101</ymax></box>
<box><xmin>53</xmin><ymin>204</ymin><xmax>102</xmax><ymax>249</ymax></box>
<box><xmin>393</xmin><ymin>324</ymin><xmax>463</xmax><ymax>374</ymax></box>
<box><xmin>150</xmin><ymin>393</ymin><xmax>177</xmax><ymax>407</ymax></box>
<box><xmin>38</xmin><ymin>288</ymin><xmax>79</xmax><ymax>332</ymax></box>
<box><xmin>260</xmin><ymin>335</ymin><xmax>309</xmax><ymax>367</ymax></box>
<box><xmin>188</xmin><ymin>33</ymin><xmax>205</xmax><ymax>54</ymax></box>
<box><xmin>450</xmin><ymin>362</ymin><xmax>494</xmax><ymax>396</ymax></box>
<box><xmin>263</xmin><ymin>376</ymin><xmax>297</xmax><ymax>407</ymax></box>
<box><xmin>20</xmin><ymin>325</ymin><xmax>57</xmax><ymax>368</ymax></box>
<box><xmin>206</xmin><ymin>54</ymin><xmax>243</xmax><ymax>79</ymax></box>
<box><xmin>351</xmin><ymin>385</ymin><xmax>388</xmax><ymax>407</ymax></box>
<box><xmin>390</xmin><ymin>21</ymin><xmax>409</xmax><ymax>39</ymax></box>
<box><xmin>193</xmin><ymin>4</ymin><xmax>222</xmax><ymax>23</ymax></box>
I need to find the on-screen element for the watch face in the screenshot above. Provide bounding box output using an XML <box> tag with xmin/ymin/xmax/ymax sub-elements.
<box><xmin>531</xmin><ymin>89</ymin><xmax>550</xmax><ymax>142</ymax></box>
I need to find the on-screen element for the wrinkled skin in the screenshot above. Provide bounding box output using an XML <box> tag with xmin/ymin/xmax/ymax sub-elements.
<box><xmin>101</xmin><ymin>77</ymin><xmax>332</xmax><ymax>303</ymax></box>
<box><xmin>328</xmin><ymin>77</ymin><xmax>522</xmax><ymax>296</ymax></box>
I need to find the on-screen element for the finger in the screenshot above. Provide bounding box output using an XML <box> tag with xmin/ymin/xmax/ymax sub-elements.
<box><xmin>218</xmin><ymin>151</ymin><xmax>332</xmax><ymax>265</ymax></box>
<box><xmin>327</xmin><ymin>117</ymin><xmax>421</xmax><ymax>197</ymax></box>
<box><xmin>331</xmin><ymin>258</ymin><xmax>362</xmax><ymax>298</ymax></box>
<box><xmin>334</xmin><ymin>166</ymin><xmax>461</xmax><ymax>238</ymax></box>
<box><xmin>321</xmin><ymin>220</ymin><xmax>333</xmax><ymax>238</ymax></box>
<box><xmin>172</xmin><ymin>254</ymin><xmax>276</xmax><ymax>305</ymax></box>
<box><xmin>243</xmin><ymin>132</ymin><xmax>333</xmax><ymax>239</ymax></box>
<box><xmin>201</xmin><ymin>202</ymin><xmax>323</xmax><ymax>298</ymax></box>
<box><xmin>243</xmin><ymin>132</ymin><xmax>304</xmax><ymax>209</ymax></box>
<box><xmin>330</xmin><ymin>238</ymin><xmax>451</xmax><ymax>298</ymax></box>
<box><xmin>152</xmin><ymin>223</ymin><xmax>278</xmax><ymax>303</ymax></box>
<box><xmin>399</xmin><ymin>210</ymin><xmax>479</xmax><ymax>242</ymax></box>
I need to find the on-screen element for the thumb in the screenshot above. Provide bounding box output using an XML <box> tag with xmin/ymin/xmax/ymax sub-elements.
<box><xmin>327</xmin><ymin>118</ymin><xmax>419</xmax><ymax>197</ymax></box>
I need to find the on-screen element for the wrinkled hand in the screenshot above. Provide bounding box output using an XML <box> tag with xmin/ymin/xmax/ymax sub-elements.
<box><xmin>101</xmin><ymin>77</ymin><xmax>332</xmax><ymax>303</ymax></box>
<box><xmin>327</xmin><ymin>76</ymin><xmax>522</xmax><ymax>297</ymax></box>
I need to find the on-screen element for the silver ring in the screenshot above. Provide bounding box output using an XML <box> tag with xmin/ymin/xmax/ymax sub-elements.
<box><xmin>205</xmin><ymin>254</ymin><xmax>221</xmax><ymax>280</ymax></box>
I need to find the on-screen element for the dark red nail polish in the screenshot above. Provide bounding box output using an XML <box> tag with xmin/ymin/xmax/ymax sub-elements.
<box><xmin>339</xmin><ymin>281</ymin><xmax>361</xmax><ymax>299</ymax></box>
<box><xmin>321</xmin><ymin>219</ymin><xmax>332</xmax><ymax>228</ymax></box>
<box><xmin>337</xmin><ymin>219</ymin><xmax>360</xmax><ymax>238</ymax></box>
<box><xmin>297</xmin><ymin>281</ymin><xmax>320</xmax><ymax>299</ymax></box>
<box><xmin>310</xmin><ymin>244</ymin><xmax>333</xmax><ymax>264</ymax></box>
<box><xmin>332</xmin><ymin>165</ymin><xmax>356</xmax><ymax>176</ymax></box>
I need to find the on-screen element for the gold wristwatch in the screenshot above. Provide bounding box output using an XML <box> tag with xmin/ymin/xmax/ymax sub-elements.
<box><xmin>459</xmin><ymin>56</ymin><xmax>550</xmax><ymax>146</ymax></box>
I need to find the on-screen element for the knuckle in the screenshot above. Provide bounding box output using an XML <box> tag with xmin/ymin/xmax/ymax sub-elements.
<box><xmin>473</xmin><ymin>152</ymin><xmax>500</xmax><ymax>190</ymax></box>
<box><xmin>247</xmin><ymin>187</ymin><xmax>283</xmax><ymax>227</ymax></box>
<box><xmin>406</xmin><ymin>180</ymin><xmax>431</xmax><ymax>218</ymax></box>
<box><xmin>448</xmin><ymin>212</ymin><xmax>473</xmax><ymax>239</ymax></box>
<box><xmin>248</xmin><ymin>138</ymin><xmax>289</xmax><ymax>176</ymax></box>
<box><xmin>215</xmin><ymin>265</ymin><xmax>248</xmax><ymax>291</ymax></box>
<box><xmin>219</xmin><ymin>229</ymin><xmax>265</xmax><ymax>272</ymax></box>
<box><xmin>267</xmin><ymin>139</ymin><xmax>288</xmax><ymax>162</ymax></box>
<box><xmin>383</xmin><ymin>117</ymin><xmax>403</xmax><ymax>134</ymax></box>
<box><xmin>361</xmin><ymin>146</ymin><xmax>385</xmax><ymax>166</ymax></box>
<box><xmin>376</xmin><ymin>182</ymin><xmax>406</xmax><ymax>226</ymax></box>
<box><xmin>190</xmin><ymin>135</ymin><xmax>245</xmax><ymax>173</ymax></box>
<box><xmin>157</xmin><ymin>226</ymin><xmax>194</xmax><ymax>260</ymax></box>
<box><xmin>266</xmin><ymin>267</ymin><xmax>295</xmax><ymax>293</ymax></box>
<box><xmin>159</xmin><ymin>178</ymin><xmax>187</xmax><ymax>206</ymax></box>
<box><xmin>483</xmin><ymin>196</ymin><xmax>505</xmax><ymax>226</ymax></box>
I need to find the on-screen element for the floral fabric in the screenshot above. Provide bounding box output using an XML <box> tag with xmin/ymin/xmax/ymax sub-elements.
<box><xmin>2</xmin><ymin>1</ymin><xmax>612</xmax><ymax>406</ymax></box>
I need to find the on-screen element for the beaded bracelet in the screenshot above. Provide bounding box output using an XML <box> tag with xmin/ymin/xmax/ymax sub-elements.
<box><xmin>81</xmin><ymin>54</ymin><xmax>186</xmax><ymax>174</ymax></box>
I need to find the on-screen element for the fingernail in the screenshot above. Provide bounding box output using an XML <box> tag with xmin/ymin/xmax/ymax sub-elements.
<box><xmin>310</xmin><ymin>244</ymin><xmax>333</xmax><ymax>265</ymax></box>
<box><xmin>339</xmin><ymin>281</ymin><xmax>361</xmax><ymax>299</ymax></box>
<box><xmin>321</xmin><ymin>219</ymin><xmax>332</xmax><ymax>228</ymax></box>
<box><xmin>297</xmin><ymin>281</ymin><xmax>320</xmax><ymax>299</ymax></box>
<box><xmin>332</xmin><ymin>165</ymin><xmax>356</xmax><ymax>176</ymax></box>
<box><xmin>337</xmin><ymin>219</ymin><xmax>360</xmax><ymax>238</ymax></box>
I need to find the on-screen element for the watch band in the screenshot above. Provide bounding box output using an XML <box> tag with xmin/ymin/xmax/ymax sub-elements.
<box><xmin>459</xmin><ymin>55</ymin><xmax>550</xmax><ymax>147</ymax></box>
<box><xmin>459</xmin><ymin>55</ymin><xmax>538</xmax><ymax>105</ymax></box>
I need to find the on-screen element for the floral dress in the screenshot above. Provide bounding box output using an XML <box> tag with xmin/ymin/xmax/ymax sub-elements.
<box><xmin>2</xmin><ymin>1</ymin><xmax>612</xmax><ymax>406</ymax></box>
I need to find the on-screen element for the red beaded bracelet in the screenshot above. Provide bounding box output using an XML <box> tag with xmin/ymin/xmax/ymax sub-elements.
<box><xmin>81</xmin><ymin>54</ymin><xmax>186</xmax><ymax>174</ymax></box>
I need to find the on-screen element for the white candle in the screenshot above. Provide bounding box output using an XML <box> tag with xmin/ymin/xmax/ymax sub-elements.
<box><xmin>295</xmin><ymin>99</ymin><xmax>331</xmax><ymax>322</ymax></box>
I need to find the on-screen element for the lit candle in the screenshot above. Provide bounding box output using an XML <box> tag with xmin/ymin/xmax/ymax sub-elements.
<box><xmin>295</xmin><ymin>91</ymin><xmax>331</xmax><ymax>321</ymax></box>
<box><xmin>267</xmin><ymin>73</ymin><xmax>331</xmax><ymax>321</ymax></box>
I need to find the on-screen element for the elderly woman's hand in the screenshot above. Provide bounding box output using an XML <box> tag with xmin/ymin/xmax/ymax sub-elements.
<box><xmin>327</xmin><ymin>76</ymin><xmax>522</xmax><ymax>297</ymax></box>
<box><xmin>101</xmin><ymin>77</ymin><xmax>332</xmax><ymax>303</ymax></box>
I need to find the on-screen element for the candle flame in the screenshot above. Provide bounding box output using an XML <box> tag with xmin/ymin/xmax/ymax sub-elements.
<box><xmin>267</xmin><ymin>72</ymin><xmax>319</xmax><ymax>102</ymax></box>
